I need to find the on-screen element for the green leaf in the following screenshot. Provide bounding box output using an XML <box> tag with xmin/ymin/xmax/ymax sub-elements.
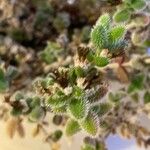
<box><xmin>0</xmin><ymin>68</ymin><xmax>8</xmax><ymax>92</ymax></box>
<box><xmin>75</xmin><ymin>66</ymin><xmax>85</xmax><ymax>77</ymax></box>
<box><xmin>68</xmin><ymin>68</ymin><xmax>77</xmax><ymax>85</ymax></box>
<box><xmin>30</xmin><ymin>97</ymin><xmax>41</xmax><ymax>108</ymax></box>
<box><xmin>109</xmin><ymin>40</ymin><xmax>127</xmax><ymax>53</ymax></box>
<box><xmin>109</xmin><ymin>26</ymin><xmax>126</xmax><ymax>42</ymax></box>
<box><xmin>131</xmin><ymin>0</ymin><xmax>146</xmax><ymax>10</ymax></box>
<box><xmin>113</xmin><ymin>9</ymin><xmax>131</xmax><ymax>23</ymax></box>
<box><xmin>91</xmin><ymin>103</ymin><xmax>112</xmax><ymax>116</ymax></box>
<box><xmin>65</xmin><ymin>119</ymin><xmax>81</xmax><ymax>136</ymax></box>
<box><xmin>144</xmin><ymin>91</ymin><xmax>150</xmax><ymax>104</ymax></box>
<box><xmin>41</xmin><ymin>77</ymin><xmax>54</xmax><ymax>88</ymax></box>
<box><xmin>91</xmin><ymin>25</ymin><xmax>108</xmax><ymax>50</ymax></box>
<box><xmin>96</xmin><ymin>13</ymin><xmax>111</xmax><ymax>29</ymax></box>
<box><xmin>72</xmin><ymin>86</ymin><xmax>84</xmax><ymax>98</ymax></box>
<box><xmin>124</xmin><ymin>0</ymin><xmax>132</xmax><ymax>3</ymax></box>
<box><xmin>68</xmin><ymin>98</ymin><xmax>88</xmax><ymax>120</ymax></box>
<box><xmin>11</xmin><ymin>108</ymin><xmax>22</xmax><ymax>117</ymax></box>
<box><xmin>93</xmin><ymin>56</ymin><xmax>109</xmax><ymax>67</ymax></box>
<box><xmin>108</xmin><ymin>92</ymin><xmax>122</xmax><ymax>103</ymax></box>
<box><xmin>80</xmin><ymin>113</ymin><xmax>98</xmax><ymax>136</ymax></box>
<box><xmin>29</xmin><ymin>106</ymin><xmax>45</xmax><ymax>122</ymax></box>
<box><xmin>87</xmin><ymin>51</ymin><xmax>94</xmax><ymax>62</ymax></box>
<box><xmin>128</xmin><ymin>74</ymin><xmax>144</xmax><ymax>93</ymax></box>
<box><xmin>47</xmin><ymin>90</ymin><xmax>68</xmax><ymax>108</ymax></box>
<box><xmin>52</xmin><ymin>106</ymin><xmax>67</xmax><ymax>114</ymax></box>
<box><xmin>51</xmin><ymin>130</ymin><xmax>63</xmax><ymax>142</ymax></box>
<box><xmin>81</xmin><ymin>144</ymin><xmax>95</xmax><ymax>150</ymax></box>
<box><xmin>40</xmin><ymin>51</ymin><xmax>56</xmax><ymax>64</ymax></box>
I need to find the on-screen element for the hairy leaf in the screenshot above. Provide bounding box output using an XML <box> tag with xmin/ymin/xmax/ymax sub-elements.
<box><xmin>80</xmin><ymin>113</ymin><xmax>98</xmax><ymax>136</ymax></box>
<box><xmin>131</xmin><ymin>0</ymin><xmax>146</xmax><ymax>10</ymax></box>
<box><xmin>109</xmin><ymin>40</ymin><xmax>127</xmax><ymax>53</ymax></box>
<box><xmin>91</xmin><ymin>25</ymin><xmax>108</xmax><ymax>50</ymax></box>
<box><xmin>91</xmin><ymin>103</ymin><xmax>112</xmax><ymax>116</ymax></box>
<box><xmin>93</xmin><ymin>56</ymin><xmax>109</xmax><ymax>67</ymax></box>
<box><xmin>113</xmin><ymin>9</ymin><xmax>131</xmax><ymax>22</ymax></box>
<box><xmin>109</xmin><ymin>26</ymin><xmax>126</xmax><ymax>42</ymax></box>
<box><xmin>96</xmin><ymin>13</ymin><xmax>111</xmax><ymax>29</ymax></box>
<box><xmin>47</xmin><ymin>90</ymin><xmax>69</xmax><ymax>108</ymax></box>
<box><xmin>52</xmin><ymin>106</ymin><xmax>67</xmax><ymax>114</ymax></box>
<box><xmin>75</xmin><ymin>66</ymin><xmax>85</xmax><ymax>77</ymax></box>
<box><xmin>29</xmin><ymin>106</ymin><xmax>45</xmax><ymax>122</ymax></box>
<box><xmin>65</xmin><ymin>119</ymin><xmax>81</xmax><ymax>136</ymax></box>
<box><xmin>68</xmin><ymin>98</ymin><xmax>88</xmax><ymax>120</ymax></box>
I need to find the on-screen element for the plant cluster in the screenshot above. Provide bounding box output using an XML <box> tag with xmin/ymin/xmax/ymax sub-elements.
<box><xmin>114</xmin><ymin>0</ymin><xmax>150</xmax><ymax>48</ymax></box>
<box><xmin>0</xmin><ymin>0</ymin><xmax>150</xmax><ymax>150</ymax></box>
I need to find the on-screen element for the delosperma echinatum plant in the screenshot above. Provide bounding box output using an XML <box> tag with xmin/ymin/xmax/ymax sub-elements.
<box><xmin>0</xmin><ymin>1</ymin><xmax>150</xmax><ymax>150</ymax></box>
<box><xmin>0</xmin><ymin>15</ymin><xmax>127</xmax><ymax>150</ymax></box>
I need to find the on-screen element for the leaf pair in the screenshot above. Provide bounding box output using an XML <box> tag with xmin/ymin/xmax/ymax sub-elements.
<box><xmin>65</xmin><ymin>113</ymin><xmax>99</xmax><ymax>137</ymax></box>
<box><xmin>87</xmin><ymin>50</ymin><xmax>109</xmax><ymax>67</ymax></box>
<box><xmin>114</xmin><ymin>0</ymin><xmax>146</xmax><ymax>23</ymax></box>
<box><xmin>91</xmin><ymin>14</ymin><xmax>126</xmax><ymax>54</ymax></box>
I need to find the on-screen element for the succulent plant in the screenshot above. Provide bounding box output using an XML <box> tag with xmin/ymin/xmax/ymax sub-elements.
<box><xmin>91</xmin><ymin>13</ymin><xmax>127</xmax><ymax>55</ymax></box>
<box><xmin>114</xmin><ymin>0</ymin><xmax>148</xmax><ymax>23</ymax></box>
<box><xmin>0</xmin><ymin>1</ymin><xmax>150</xmax><ymax>150</ymax></box>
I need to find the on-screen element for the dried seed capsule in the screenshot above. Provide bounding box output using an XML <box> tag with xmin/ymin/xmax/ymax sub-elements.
<box><xmin>52</xmin><ymin>115</ymin><xmax>63</xmax><ymax>126</ymax></box>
